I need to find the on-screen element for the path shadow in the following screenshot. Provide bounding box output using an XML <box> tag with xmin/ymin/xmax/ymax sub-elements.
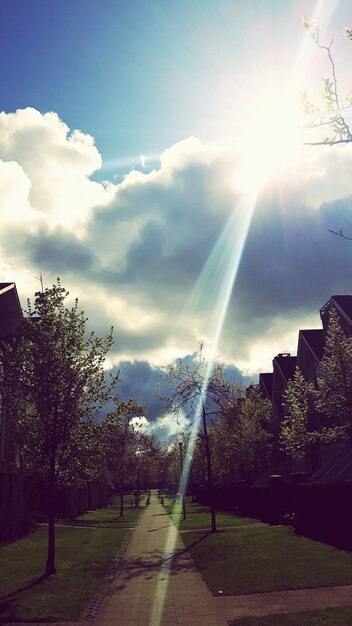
<box><xmin>148</xmin><ymin>524</ymin><xmax>174</xmax><ymax>532</ymax></box>
<box><xmin>111</xmin><ymin>532</ymin><xmax>210</xmax><ymax>594</ymax></box>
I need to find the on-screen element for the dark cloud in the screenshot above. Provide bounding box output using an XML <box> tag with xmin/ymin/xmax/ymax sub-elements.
<box><xmin>218</xmin><ymin>185</ymin><xmax>352</xmax><ymax>363</ymax></box>
<box><xmin>32</xmin><ymin>229</ymin><xmax>95</xmax><ymax>272</ymax></box>
<box><xmin>110</xmin><ymin>356</ymin><xmax>252</xmax><ymax>426</ymax></box>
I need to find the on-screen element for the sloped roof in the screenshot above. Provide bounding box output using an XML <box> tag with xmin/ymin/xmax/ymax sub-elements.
<box><xmin>274</xmin><ymin>355</ymin><xmax>297</xmax><ymax>383</ymax></box>
<box><xmin>0</xmin><ymin>283</ymin><xmax>23</xmax><ymax>339</ymax></box>
<box><xmin>259</xmin><ymin>373</ymin><xmax>273</xmax><ymax>399</ymax></box>
<box><xmin>332</xmin><ymin>295</ymin><xmax>352</xmax><ymax>323</ymax></box>
<box><xmin>321</xmin><ymin>295</ymin><xmax>352</xmax><ymax>325</ymax></box>
<box><xmin>299</xmin><ymin>329</ymin><xmax>325</xmax><ymax>361</ymax></box>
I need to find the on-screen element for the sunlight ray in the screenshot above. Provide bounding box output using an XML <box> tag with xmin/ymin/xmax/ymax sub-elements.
<box><xmin>153</xmin><ymin>187</ymin><xmax>259</xmax><ymax>625</ymax></box>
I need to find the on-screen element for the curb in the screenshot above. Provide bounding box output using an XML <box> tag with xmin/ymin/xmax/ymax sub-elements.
<box><xmin>80</xmin><ymin>528</ymin><xmax>134</xmax><ymax>622</ymax></box>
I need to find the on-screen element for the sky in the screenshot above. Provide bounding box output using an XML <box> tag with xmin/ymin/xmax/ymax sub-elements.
<box><xmin>1</xmin><ymin>0</ymin><xmax>352</xmax><ymax>435</ymax></box>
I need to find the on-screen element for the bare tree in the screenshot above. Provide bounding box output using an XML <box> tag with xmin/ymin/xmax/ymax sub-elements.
<box><xmin>159</xmin><ymin>346</ymin><xmax>233</xmax><ymax>533</ymax></box>
<box><xmin>302</xmin><ymin>16</ymin><xmax>352</xmax><ymax>147</ymax></box>
<box><xmin>301</xmin><ymin>17</ymin><xmax>352</xmax><ymax>240</ymax></box>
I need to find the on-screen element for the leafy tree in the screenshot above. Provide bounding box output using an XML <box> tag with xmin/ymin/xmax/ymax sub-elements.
<box><xmin>281</xmin><ymin>311</ymin><xmax>352</xmax><ymax>460</ymax></box>
<box><xmin>280</xmin><ymin>366</ymin><xmax>317</xmax><ymax>460</ymax></box>
<box><xmin>212</xmin><ymin>385</ymin><xmax>272</xmax><ymax>483</ymax></box>
<box><xmin>102</xmin><ymin>397</ymin><xmax>144</xmax><ymax>516</ymax></box>
<box><xmin>159</xmin><ymin>346</ymin><xmax>232</xmax><ymax>532</ymax></box>
<box><xmin>232</xmin><ymin>386</ymin><xmax>272</xmax><ymax>481</ymax></box>
<box><xmin>151</xmin><ymin>442</ymin><xmax>175</xmax><ymax>491</ymax></box>
<box><xmin>316</xmin><ymin>308</ymin><xmax>352</xmax><ymax>442</ymax></box>
<box><xmin>0</xmin><ymin>280</ymin><xmax>118</xmax><ymax>576</ymax></box>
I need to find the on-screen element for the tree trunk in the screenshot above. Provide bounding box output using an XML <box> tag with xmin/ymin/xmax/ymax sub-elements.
<box><xmin>119</xmin><ymin>472</ymin><xmax>124</xmax><ymax>517</ymax></box>
<box><xmin>202</xmin><ymin>402</ymin><xmax>216</xmax><ymax>533</ymax></box>
<box><xmin>45</xmin><ymin>463</ymin><xmax>56</xmax><ymax>577</ymax></box>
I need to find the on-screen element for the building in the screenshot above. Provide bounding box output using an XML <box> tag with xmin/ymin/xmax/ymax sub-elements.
<box><xmin>257</xmin><ymin>295</ymin><xmax>352</xmax><ymax>484</ymax></box>
<box><xmin>0</xmin><ymin>283</ymin><xmax>23</xmax><ymax>462</ymax></box>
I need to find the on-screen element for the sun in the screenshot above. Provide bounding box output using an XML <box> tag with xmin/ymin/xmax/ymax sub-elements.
<box><xmin>234</xmin><ymin>87</ymin><xmax>305</xmax><ymax>192</ymax></box>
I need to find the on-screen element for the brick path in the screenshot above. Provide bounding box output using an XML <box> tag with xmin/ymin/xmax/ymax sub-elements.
<box><xmin>93</xmin><ymin>492</ymin><xmax>352</xmax><ymax>626</ymax></box>
<box><xmin>4</xmin><ymin>492</ymin><xmax>352</xmax><ymax>626</ymax></box>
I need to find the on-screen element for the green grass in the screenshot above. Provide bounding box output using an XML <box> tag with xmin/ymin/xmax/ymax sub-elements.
<box><xmin>0</xmin><ymin>525</ymin><xmax>129</xmax><ymax>622</ymax></box>
<box><xmin>182</xmin><ymin>525</ymin><xmax>352</xmax><ymax>595</ymax></box>
<box><xmin>229</xmin><ymin>606</ymin><xmax>352</xmax><ymax>625</ymax></box>
<box><xmin>60</xmin><ymin>495</ymin><xmax>143</xmax><ymax>527</ymax></box>
<box><xmin>163</xmin><ymin>496</ymin><xmax>259</xmax><ymax>530</ymax></box>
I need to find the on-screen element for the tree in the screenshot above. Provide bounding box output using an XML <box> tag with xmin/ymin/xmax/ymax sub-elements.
<box><xmin>0</xmin><ymin>279</ymin><xmax>118</xmax><ymax>576</ymax></box>
<box><xmin>280</xmin><ymin>366</ymin><xmax>317</xmax><ymax>460</ymax></box>
<box><xmin>211</xmin><ymin>385</ymin><xmax>272</xmax><ymax>484</ymax></box>
<box><xmin>302</xmin><ymin>16</ymin><xmax>352</xmax><ymax>147</ymax></box>
<box><xmin>231</xmin><ymin>386</ymin><xmax>272</xmax><ymax>482</ymax></box>
<box><xmin>316</xmin><ymin>308</ymin><xmax>352</xmax><ymax>442</ymax></box>
<box><xmin>102</xmin><ymin>397</ymin><xmax>144</xmax><ymax>516</ymax></box>
<box><xmin>280</xmin><ymin>311</ymin><xmax>352</xmax><ymax>460</ymax></box>
<box><xmin>302</xmin><ymin>17</ymin><xmax>352</xmax><ymax>239</ymax></box>
<box><xmin>159</xmin><ymin>346</ymin><xmax>232</xmax><ymax>533</ymax></box>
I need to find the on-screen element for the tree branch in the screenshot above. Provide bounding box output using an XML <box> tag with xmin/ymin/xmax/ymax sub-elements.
<box><xmin>328</xmin><ymin>228</ymin><xmax>352</xmax><ymax>240</ymax></box>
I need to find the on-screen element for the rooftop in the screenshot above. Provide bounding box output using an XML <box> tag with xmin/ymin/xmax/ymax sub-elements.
<box><xmin>0</xmin><ymin>283</ymin><xmax>23</xmax><ymax>339</ymax></box>
<box><xmin>299</xmin><ymin>329</ymin><xmax>325</xmax><ymax>361</ymax></box>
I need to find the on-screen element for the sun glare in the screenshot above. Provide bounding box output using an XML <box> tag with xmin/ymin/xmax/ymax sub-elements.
<box><xmin>234</xmin><ymin>88</ymin><xmax>304</xmax><ymax>192</ymax></box>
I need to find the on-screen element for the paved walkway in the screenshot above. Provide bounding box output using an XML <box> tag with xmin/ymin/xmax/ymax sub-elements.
<box><xmin>93</xmin><ymin>492</ymin><xmax>352</xmax><ymax>626</ymax></box>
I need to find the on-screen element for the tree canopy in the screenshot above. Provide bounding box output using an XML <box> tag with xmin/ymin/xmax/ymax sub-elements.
<box><xmin>0</xmin><ymin>279</ymin><xmax>119</xmax><ymax>575</ymax></box>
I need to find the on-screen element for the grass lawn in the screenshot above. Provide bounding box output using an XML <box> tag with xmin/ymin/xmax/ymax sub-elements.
<box><xmin>163</xmin><ymin>496</ymin><xmax>259</xmax><ymax>530</ymax></box>
<box><xmin>0</xmin><ymin>525</ymin><xmax>129</xmax><ymax>622</ymax></box>
<box><xmin>229</xmin><ymin>606</ymin><xmax>352</xmax><ymax>625</ymax></box>
<box><xmin>182</xmin><ymin>525</ymin><xmax>352</xmax><ymax>595</ymax></box>
<box><xmin>60</xmin><ymin>494</ymin><xmax>143</xmax><ymax>527</ymax></box>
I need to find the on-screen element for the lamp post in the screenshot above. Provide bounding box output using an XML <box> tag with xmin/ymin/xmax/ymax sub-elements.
<box><xmin>0</xmin><ymin>361</ymin><xmax>3</xmax><ymax>459</ymax></box>
<box><xmin>177</xmin><ymin>434</ymin><xmax>186</xmax><ymax>520</ymax></box>
<box><xmin>136</xmin><ymin>464</ymin><xmax>140</xmax><ymax>508</ymax></box>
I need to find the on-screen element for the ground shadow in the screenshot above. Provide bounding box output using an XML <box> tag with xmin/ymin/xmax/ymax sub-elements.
<box><xmin>0</xmin><ymin>575</ymin><xmax>48</xmax><ymax>623</ymax></box>
<box><xmin>111</xmin><ymin>532</ymin><xmax>210</xmax><ymax>594</ymax></box>
<box><xmin>148</xmin><ymin>524</ymin><xmax>175</xmax><ymax>532</ymax></box>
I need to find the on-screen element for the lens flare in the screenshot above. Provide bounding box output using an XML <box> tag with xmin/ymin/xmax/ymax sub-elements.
<box><xmin>153</xmin><ymin>187</ymin><xmax>259</xmax><ymax>625</ymax></box>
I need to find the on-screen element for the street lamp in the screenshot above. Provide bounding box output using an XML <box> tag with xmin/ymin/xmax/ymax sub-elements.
<box><xmin>136</xmin><ymin>464</ymin><xmax>140</xmax><ymax>508</ymax></box>
<box><xmin>0</xmin><ymin>361</ymin><xmax>3</xmax><ymax>459</ymax></box>
<box><xmin>177</xmin><ymin>434</ymin><xmax>186</xmax><ymax>520</ymax></box>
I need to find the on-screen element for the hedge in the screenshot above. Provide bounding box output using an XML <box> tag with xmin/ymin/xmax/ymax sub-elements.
<box><xmin>0</xmin><ymin>472</ymin><xmax>110</xmax><ymax>542</ymax></box>
<box><xmin>194</xmin><ymin>481</ymin><xmax>352</xmax><ymax>549</ymax></box>
<box><xmin>0</xmin><ymin>471</ymin><xmax>39</xmax><ymax>542</ymax></box>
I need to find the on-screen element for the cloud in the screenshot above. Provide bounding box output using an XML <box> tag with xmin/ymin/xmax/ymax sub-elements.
<box><xmin>130</xmin><ymin>415</ymin><xmax>149</xmax><ymax>432</ymax></box>
<box><xmin>1</xmin><ymin>107</ymin><xmax>352</xmax><ymax>379</ymax></box>
<box><xmin>0</xmin><ymin>107</ymin><xmax>108</xmax><ymax>230</ymax></box>
<box><xmin>111</xmin><ymin>357</ymin><xmax>252</xmax><ymax>432</ymax></box>
<box><xmin>147</xmin><ymin>412</ymin><xmax>191</xmax><ymax>441</ymax></box>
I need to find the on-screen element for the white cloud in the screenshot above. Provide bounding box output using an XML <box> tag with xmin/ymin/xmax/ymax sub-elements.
<box><xmin>1</xmin><ymin>107</ymin><xmax>352</xmax><ymax>377</ymax></box>
<box><xmin>143</xmin><ymin>411</ymin><xmax>190</xmax><ymax>441</ymax></box>
<box><xmin>0</xmin><ymin>107</ymin><xmax>109</xmax><ymax>230</ymax></box>
<box><xmin>129</xmin><ymin>415</ymin><xmax>148</xmax><ymax>432</ymax></box>
<box><xmin>0</xmin><ymin>159</ymin><xmax>32</xmax><ymax>222</ymax></box>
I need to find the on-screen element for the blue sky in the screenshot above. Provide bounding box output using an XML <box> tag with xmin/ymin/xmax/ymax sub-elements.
<box><xmin>1</xmin><ymin>0</ymin><xmax>333</xmax><ymax>169</ymax></box>
<box><xmin>1</xmin><ymin>0</ymin><xmax>352</xmax><ymax>432</ymax></box>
